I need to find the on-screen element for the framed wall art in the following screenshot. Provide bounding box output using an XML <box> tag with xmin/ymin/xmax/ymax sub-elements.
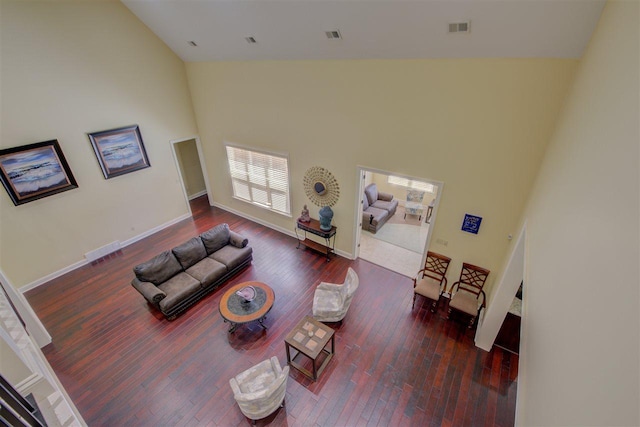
<box><xmin>88</xmin><ymin>125</ymin><xmax>150</xmax><ymax>179</ymax></box>
<box><xmin>0</xmin><ymin>140</ymin><xmax>78</xmax><ymax>206</ymax></box>
<box><xmin>461</xmin><ymin>213</ymin><xmax>483</xmax><ymax>234</ymax></box>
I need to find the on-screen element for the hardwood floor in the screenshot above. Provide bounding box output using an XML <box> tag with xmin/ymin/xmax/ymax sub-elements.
<box><xmin>25</xmin><ymin>196</ymin><xmax>518</xmax><ymax>426</ymax></box>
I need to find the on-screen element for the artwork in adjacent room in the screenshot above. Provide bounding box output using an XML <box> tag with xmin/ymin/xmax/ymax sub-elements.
<box><xmin>88</xmin><ymin>125</ymin><xmax>150</xmax><ymax>179</ymax></box>
<box><xmin>461</xmin><ymin>213</ymin><xmax>483</xmax><ymax>234</ymax></box>
<box><xmin>0</xmin><ymin>140</ymin><xmax>78</xmax><ymax>206</ymax></box>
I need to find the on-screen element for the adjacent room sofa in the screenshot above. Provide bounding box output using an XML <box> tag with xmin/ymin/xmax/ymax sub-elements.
<box><xmin>131</xmin><ymin>223</ymin><xmax>253</xmax><ymax>319</ymax></box>
<box><xmin>362</xmin><ymin>183</ymin><xmax>399</xmax><ymax>233</ymax></box>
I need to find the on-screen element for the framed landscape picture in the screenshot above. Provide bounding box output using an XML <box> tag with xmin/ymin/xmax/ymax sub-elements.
<box><xmin>88</xmin><ymin>125</ymin><xmax>150</xmax><ymax>179</ymax></box>
<box><xmin>0</xmin><ymin>140</ymin><xmax>78</xmax><ymax>206</ymax></box>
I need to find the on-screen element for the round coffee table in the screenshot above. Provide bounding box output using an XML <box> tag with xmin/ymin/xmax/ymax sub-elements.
<box><xmin>219</xmin><ymin>281</ymin><xmax>275</xmax><ymax>333</ymax></box>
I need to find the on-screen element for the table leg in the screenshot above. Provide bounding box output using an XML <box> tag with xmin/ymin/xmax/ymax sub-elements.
<box><xmin>258</xmin><ymin>316</ymin><xmax>268</xmax><ymax>330</ymax></box>
<box><xmin>285</xmin><ymin>343</ymin><xmax>291</xmax><ymax>365</ymax></box>
<box><xmin>312</xmin><ymin>357</ymin><xmax>317</xmax><ymax>380</ymax></box>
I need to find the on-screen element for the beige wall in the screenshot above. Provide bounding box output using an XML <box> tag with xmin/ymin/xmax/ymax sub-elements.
<box><xmin>0</xmin><ymin>0</ymin><xmax>198</xmax><ymax>288</ymax></box>
<box><xmin>516</xmin><ymin>1</ymin><xmax>639</xmax><ymax>425</ymax></box>
<box><xmin>186</xmin><ymin>58</ymin><xmax>577</xmax><ymax>293</ymax></box>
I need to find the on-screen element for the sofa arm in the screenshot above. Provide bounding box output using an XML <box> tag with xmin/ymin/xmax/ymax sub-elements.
<box><xmin>378</xmin><ymin>191</ymin><xmax>394</xmax><ymax>202</ymax></box>
<box><xmin>229</xmin><ymin>231</ymin><xmax>249</xmax><ymax>248</ymax></box>
<box><xmin>131</xmin><ymin>278</ymin><xmax>166</xmax><ymax>304</ymax></box>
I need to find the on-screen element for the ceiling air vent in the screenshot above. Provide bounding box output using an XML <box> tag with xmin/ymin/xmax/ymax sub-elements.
<box><xmin>245</xmin><ymin>36</ymin><xmax>257</xmax><ymax>44</ymax></box>
<box><xmin>325</xmin><ymin>30</ymin><xmax>342</xmax><ymax>40</ymax></box>
<box><xmin>448</xmin><ymin>21</ymin><xmax>470</xmax><ymax>33</ymax></box>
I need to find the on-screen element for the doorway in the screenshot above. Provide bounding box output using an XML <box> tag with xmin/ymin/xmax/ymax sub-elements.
<box><xmin>354</xmin><ymin>168</ymin><xmax>442</xmax><ymax>278</ymax></box>
<box><xmin>171</xmin><ymin>136</ymin><xmax>212</xmax><ymax>214</ymax></box>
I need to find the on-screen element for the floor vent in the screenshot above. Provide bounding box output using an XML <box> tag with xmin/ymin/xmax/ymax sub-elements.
<box><xmin>85</xmin><ymin>241</ymin><xmax>121</xmax><ymax>262</ymax></box>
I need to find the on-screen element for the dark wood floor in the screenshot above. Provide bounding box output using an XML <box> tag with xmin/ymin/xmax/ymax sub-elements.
<box><xmin>25</xmin><ymin>196</ymin><xmax>517</xmax><ymax>426</ymax></box>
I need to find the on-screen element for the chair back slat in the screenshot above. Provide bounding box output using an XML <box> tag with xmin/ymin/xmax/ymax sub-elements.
<box><xmin>423</xmin><ymin>251</ymin><xmax>451</xmax><ymax>282</ymax></box>
<box><xmin>456</xmin><ymin>263</ymin><xmax>490</xmax><ymax>296</ymax></box>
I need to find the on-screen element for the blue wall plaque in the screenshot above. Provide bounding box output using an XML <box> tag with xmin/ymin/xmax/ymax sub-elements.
<box><xmin>462</xmin><ymin>214</ymin><xmax>482</xmax><ymax>234</ymax></box>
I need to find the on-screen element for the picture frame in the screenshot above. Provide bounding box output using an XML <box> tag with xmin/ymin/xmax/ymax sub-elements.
<box><xmin>88</xmin><ymin>125</ymin><xmax>150</xmax><ymax>179</ymax></box>
<box><xmin>0</xmin><ymin>140</ymin><xmax>78</xmax><ymax>206</ymax></box>
<box><xmin>461</xmin><ymin>213</ymin><xmax>483</xmax><ymax>234</ymax></box>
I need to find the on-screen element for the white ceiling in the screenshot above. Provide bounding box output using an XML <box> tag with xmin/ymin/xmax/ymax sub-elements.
<box><xmin>122</xmin><ymin>0</ymin><xmax>606</xmax><ymax>62</ymax></box>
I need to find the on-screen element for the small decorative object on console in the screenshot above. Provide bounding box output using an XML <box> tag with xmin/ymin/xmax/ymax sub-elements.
<box><xmin>318</xmin><ymin>206</ymin><xmax>334</xmax><ymax>231</ymax></box>
<box><xmin>298</xmin><ymin>204</ymin><xmax>311</xmax><ymax>223</ymax></box>
<box><xmin>235</xmin><ymin>285</ymin><xmax>256</xmax><ymax>302</ymax></box>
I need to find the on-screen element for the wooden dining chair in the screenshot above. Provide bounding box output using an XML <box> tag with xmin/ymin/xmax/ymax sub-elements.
<box><xmin>447</xmin><ymin>262</ymin><xmax>490</xmax><ymax>328</ymax></box>
<box><xmin>412</xmin><ymin>251</ymin><xmax>451</xmax><ymax>312</ymax></box>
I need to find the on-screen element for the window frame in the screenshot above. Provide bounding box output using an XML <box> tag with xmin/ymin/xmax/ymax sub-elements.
<box><xmin>387</xmin><ymin>175</ymin><xmax>435</xmax><ymax>193</ymax></box>
<box><xmin>224</xmin><ymin>143</ymin><xmax>292</xmax><ymax>217</ymax></box>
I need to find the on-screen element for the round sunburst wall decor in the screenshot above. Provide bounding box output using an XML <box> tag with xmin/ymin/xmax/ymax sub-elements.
<box><xmin>303</xmin><ymin>166</ymin><xmax>340</xmax><ymax>207</ymax></box>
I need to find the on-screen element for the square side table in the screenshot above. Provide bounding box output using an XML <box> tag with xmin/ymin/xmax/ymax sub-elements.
<box><xmin>284</xmin><ymin>316</ymin><xmax>335</xmax><ymax>381</ymax></box>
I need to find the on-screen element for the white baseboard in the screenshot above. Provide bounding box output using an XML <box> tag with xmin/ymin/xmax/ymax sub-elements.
<box><xmin>188</xmin><ymin>190</ymin><xmax>207</xmax><ymax>200</ymax></box>
<box><xmin>120</xmin><ymin>213</ymin><xmax>191</xmax><ymax>247</ymax></box>
<box><xmin>212</xmin><ymin>202</ymin><xmax>353</xmax><ymax>260</ymax></box>
<box><xmin>20</xmin><ymin>213</ymin><xmax>191</xmax><ymax>294</ymax></box>
<box><xmin>21</xmin><ymin>203</ymin><xmax>355</xmax><ymax>294</ymax></box>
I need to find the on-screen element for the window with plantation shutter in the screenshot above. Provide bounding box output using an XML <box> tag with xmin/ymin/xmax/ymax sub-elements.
<box><xmin>225</xmin><ymin>144</ymin><xmax>291</xmax><ymax>216</ymax></box>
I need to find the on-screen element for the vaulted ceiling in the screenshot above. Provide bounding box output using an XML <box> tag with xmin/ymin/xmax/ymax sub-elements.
<box><xmin>122</xmin><ymin>0</ymin><xmax>606</xmax><ymax>62</ymax></box>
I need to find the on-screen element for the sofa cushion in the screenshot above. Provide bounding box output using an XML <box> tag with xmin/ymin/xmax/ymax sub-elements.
<box><xmin>209</xmin><ymin>245</ymin><xmax>253</xmax><ymax>272</ymax></box>
<box><xmin>449</xmin><ymin>290</ymin><xmax>480</xmax><ymax>316</ymax></box>
<box><xmin>172</xmin><ymin>237</ymin><xmax>207</xmax><ymax>270</ymax></box>
<box><xmin>362</xmin><ymin>192</ymin><xmax>369</xmax><ymax>211</ymax></box>
<box><xmin>364</xmin><ymin>184</ymin><xmax>378</xmax><ymax>205</ymax></box>
<box><xmin>134</xmin><ymin>251</ymin><xmax>183</xmax><ymax>286</ymax></box>
<box><xmin>157</xmin><ymin>272</ymin><xmax>201</xmax><ymax>312</ymax></box>
<box><xmin>414</xmin><ymin>276</ymin><xmax>442</xmax><ymax>300</ymax></box>
<box><xmin>371</xmin><ymin>198</ymin><xmax>398</xmax><ymax>215</ymax></box>
<box><xmin>186</xmin><ymin>258</ymin><xmax>227</xmax><ymax>288</ymax></box>
<box><xmin>200</xmin><ymin>224</ymin><xmax>231</xmax><ymax>254</ymax></box>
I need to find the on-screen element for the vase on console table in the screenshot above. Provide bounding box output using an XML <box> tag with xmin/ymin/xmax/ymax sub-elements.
<box><xmin>318</xmin><ymin>206</ymin><xmax>334</xmax><ymax>231</ymax></box>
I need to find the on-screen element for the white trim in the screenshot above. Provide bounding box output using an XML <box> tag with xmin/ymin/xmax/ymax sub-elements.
<box><xmin>0</xmin><ymin>283</ymin><xmax>85</xmax><ymax>425</ymax></box>
<box><xmin>474</xmin><ymin>223</ymin><xmax>526</xmax><ymax>351</ymax></box>
<box><xmin>212</xmin><ymin>201</ymin><xmax>353</xmax><ymax>260</ymax></box>
<box><xmin>120</xmin><ymin>213</ymin><xmax>191</xmax><ymax>247</ymax></box>
<box><xmin>170</xmin><ymin>136</ymin><xmax>211</xmax><ymax>215</ymax></box>
<box><xmin>20</xmin><ymin>213</ymin><xmax>191</xmax><ymax>293</ymax></box>
<box><xmin>16</xmin><ymin>373</ymin><xmax>44</xmax><ymax>394</ymax></box>
<box><xmin>0</xmin><ymin>271</ymin><xmax>51</xmax><ymax>347</ymax></box>
<box><xmin>224</xmin><ymin>141</ymin><xmax>289</xmax><ymax>159</ymax></box>
<box><xmin>188</xmin><ymin>190</ymin><xmax>207</xmax><ymax>200</ymax></box>
<box><xmin>354</xmin><ymin>165</ymin><xmax>444</xmax><ymax>268</ymax></box>
<box><xmin>223</xmin><ymin>142</ymin><xmax>293</xmax><ymax>216</ymax></box>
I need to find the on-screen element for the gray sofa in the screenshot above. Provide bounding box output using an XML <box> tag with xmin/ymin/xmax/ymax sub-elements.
<box><xmin>362</xmin><ymin>183</ymin><xmax>398</xmax><ymax>233</ymax></box>
<box><xmin>131</xmin><ymin>223</ymin><xmax>253</xmax><ymax>319</ymax></box>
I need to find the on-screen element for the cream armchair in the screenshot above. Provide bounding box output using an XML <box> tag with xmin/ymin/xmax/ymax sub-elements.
<box><xmin>312</xmin><ymin>267</ymin><xmax>359</xmax><ymax>322</ymax></box>
<box><xmin>229</xmin><ymin>356</ymin><xmax>289</xmax><ymax>424</ymax></box>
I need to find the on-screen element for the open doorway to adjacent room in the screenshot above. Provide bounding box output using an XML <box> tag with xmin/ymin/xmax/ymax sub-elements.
<box><xmin>354</xmin><ymin>168</ymin><xmax>441</xmax><ymax>278</ymax></box>
<box><xmin>171</xmin><ymin>136</ymin><xmax>212</xmax><ymax>215</ymax></box>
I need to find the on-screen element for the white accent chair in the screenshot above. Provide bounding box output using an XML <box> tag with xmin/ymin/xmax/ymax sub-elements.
<box><xmin>229</xmin><ymin>356</ymin><xmax>289</xmax><ymax>424</ymax></box>
<box><xmin>404</xmin><ymin>190</ymin><xmax>425</xmax><ymax>220</ymax></box>
<box><xmin>312</xmin><ymin>267</ymin><xmax>359</xmax><ymax>322</ymax></box>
